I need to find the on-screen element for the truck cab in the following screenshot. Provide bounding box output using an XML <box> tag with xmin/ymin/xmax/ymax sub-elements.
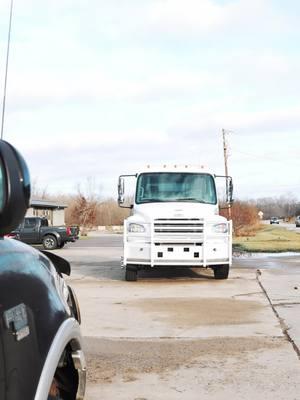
<box><xmin>118</xmin><ymin>165</ymin><xmax>233</xmax><ymax>281</ymax></box>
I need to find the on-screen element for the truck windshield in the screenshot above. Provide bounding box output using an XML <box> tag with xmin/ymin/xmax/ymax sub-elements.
<box><xmin>136</xmin><ymin>173</ymin><xmax>217</xmax><ymax>204</ymax></box>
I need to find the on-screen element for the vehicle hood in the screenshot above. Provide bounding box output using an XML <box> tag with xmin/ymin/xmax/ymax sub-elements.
<box><xmin>130</xmin><ymin>202</ymin><xmax>225</xmax><ymax>223</ymax></box>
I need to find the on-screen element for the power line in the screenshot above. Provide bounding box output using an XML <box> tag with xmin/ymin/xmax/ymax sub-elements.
<box><xmin>1</xmin><ymin>0</ymin><xmax>14</xmax><ymax>140</ymax></box>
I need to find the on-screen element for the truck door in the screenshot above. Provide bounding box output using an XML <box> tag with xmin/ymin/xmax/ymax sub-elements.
<box><xmin>20</xmin><ymin>218</ymin><xmax>39</xmax><ymax>244</ymax></box>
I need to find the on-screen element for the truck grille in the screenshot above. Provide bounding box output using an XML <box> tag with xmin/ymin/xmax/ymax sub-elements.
<box><xmin>154</xmin><ymin>218</ymin><xmax>204</xmax><ymax>242</ymax></box>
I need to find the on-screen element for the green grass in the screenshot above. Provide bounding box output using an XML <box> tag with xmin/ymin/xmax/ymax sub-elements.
<box><xmin>233</xmin><ymin>225</ymin><xmax>300</xmax><ymax>252</ymax></box>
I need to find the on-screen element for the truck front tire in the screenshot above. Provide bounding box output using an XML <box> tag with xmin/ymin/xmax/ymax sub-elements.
<box><xmin>43</xmin><ymin>235</ymin><xmax>58</xmax><ymax>250</ymax></box>
<box><xmin>125</xmin><ymin>267</ymin><xmax>137</xmax><ymax>281</ymax></box>
<box><xmin>213</xmin><ymin>264</ymin><xmax>229</xmax><ymax>280</ymax></box>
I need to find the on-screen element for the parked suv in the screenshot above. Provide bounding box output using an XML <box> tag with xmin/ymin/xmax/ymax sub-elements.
<box><xmin>0</xmin><ymin>140</ymin><xmax>86</xmax><ymax>399</ymax></box>
<box><xmin>296</xmin><ymin>216</ymin><xmax>300</xmax><ymax>228</ymax></box>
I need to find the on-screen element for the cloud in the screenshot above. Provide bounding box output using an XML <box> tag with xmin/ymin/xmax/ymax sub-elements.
<box><xmin>20</xmin><ymin>126</ymin><xmax>300</xmax><ymax>200</ymax></box>
<box><xmin>8</xmin><ymin>126</ymin><xmax>169</xmax><ymax>153</ymax></box>
<box><xmin>1</xmin><ymin>0</ymin><xmax>298</xmax><ymax>115</ymax></box>
<box><xmin>5</xmin><ymin>60</ymin><xmax>226</xmax><ymax>110</ymax></box>
<box><xmin>147</xmin><ymin>0</ymin><xmax>226</xmax><ymax>34</ymax></box>
<box><xmin>169</xmin><ymin>106</ymin><xmax>300</xmax><ymax>141</ymax></box>
<box><xmin>95</xmin><ymin>0</ymin><xmax>287</xmax><ymax>39</ymax></box>
<box><xmin>17</xmin><ymin>127</ymin><xmax>225</xmax><ymax>197</ymax></box>
<box><xmin>227</xmin><ymin>108</ymin><xmax>300</xmax><ymax>134</ymax></box>
<box><xmin>1</xmin><ymin>0</ymin><xmax>300</xmax><ymax>201</ymax></box>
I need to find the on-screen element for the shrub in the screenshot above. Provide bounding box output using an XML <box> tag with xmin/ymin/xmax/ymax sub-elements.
<box><xmin>220</xmin><ymin>201</ymin><xmax>260</xmax><ymax>237</ymax></box>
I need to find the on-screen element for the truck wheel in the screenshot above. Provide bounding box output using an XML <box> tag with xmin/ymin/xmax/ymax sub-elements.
<box><xmin>213</xmin><ymin>265</ymin><xmax>229</xmax><ymax>280</ymax></box>
<box><xmin>125</xmin><ymin>267</ymin><xmax>137</xmax><ymax>281</ymax></box>
<box><xmin>43</xmin><ymin>235</ymin><xmax>58</xmax><ymax>250</ymax></box>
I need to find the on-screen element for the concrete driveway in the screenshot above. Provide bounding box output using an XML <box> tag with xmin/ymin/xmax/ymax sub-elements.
<box><xmin>55</xmin><ymin>234</ymin><xmax>300</xmax><ymax>400</ymax></box>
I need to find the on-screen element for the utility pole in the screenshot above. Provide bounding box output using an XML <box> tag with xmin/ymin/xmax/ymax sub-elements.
<box><xmin>222</xmin><ymin>128</ymin><xmax>232</xmax><ymax>219</ymax></box>
<box><xmin>1</xmin><ymin>0</ymin><xmax>14</xmax><ymax>140</ymax></box>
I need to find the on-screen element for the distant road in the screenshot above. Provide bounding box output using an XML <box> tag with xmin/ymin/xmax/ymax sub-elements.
<box><xmin>278</xmin><ymin>222</ymin><xmax>299</xmax><ymax>232</ymax></box>
<box><xmin>262</xmin><ymin>220</ymin><xmax>299</xmax><ymax>232</ymax></box>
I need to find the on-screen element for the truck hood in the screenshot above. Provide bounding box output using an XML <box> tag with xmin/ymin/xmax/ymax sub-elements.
<box><xmin>130</xmin><ymin>202</ymin><xmax>224</xmax><ymax>223</ymax></box>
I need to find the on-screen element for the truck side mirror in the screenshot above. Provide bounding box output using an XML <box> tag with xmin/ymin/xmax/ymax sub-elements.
<box><xmin>118</xmin><ymin>177</ymin><xmax>125</xmax><ymax>205</ymax></box>
<box><xmin>41</xmin><ymin>251</ymin><xmax>71</xmax><ymax>276</ymax></box>
<box><xmin>0</xmin><ymin>140</ymin><xmax>31</xmax><ymax>236</ymax></box>
<box><xmin>118</xmin><ymin>174</ymin><xmax>137</xmax><ymax>209</ymax></box>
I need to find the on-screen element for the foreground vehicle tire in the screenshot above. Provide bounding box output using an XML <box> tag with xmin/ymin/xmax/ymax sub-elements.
<box><xmin>43</xmin><ymin>235</ymin><xmax>58</xmax><ymax>250</ymax></box>
<box><xmin>125</xmin><ymin>267</ymin><xmax>137</xmax><ymax>281</ymax></box>
<box><xmin>213</xmin><ymin>264</ymin><xmax>229</xmax><ymax>280</ymax></box>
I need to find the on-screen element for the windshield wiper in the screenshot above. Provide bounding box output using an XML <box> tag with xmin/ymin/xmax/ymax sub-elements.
<box><xmin>139</xmin><ymin>198</ymin><xmax>212</xmax><ymax>204</ymax></box>
<box><xmin>176</xmin><ymin>198</ymin><xmax>211</xmax><ymax>204</ymax></box>
<box><xmin>139</xmin><ymin>199</ymin><xmax>166</xmax><ymax>203</ymax></box>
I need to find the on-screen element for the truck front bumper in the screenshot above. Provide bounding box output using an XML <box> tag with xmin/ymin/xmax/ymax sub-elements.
<box><xmin>123</xmin><ymin>219</ymin><xmax>232</xmax><ymax>268</ymax></box>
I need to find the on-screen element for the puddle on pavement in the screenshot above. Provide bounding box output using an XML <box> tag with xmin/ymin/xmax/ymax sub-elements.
<box><xmin>233</xmin><ymin>253</ymin><xmax>300</xmax><ymax>271</ymax></box>
<box><xmin>127</xmin><ymin>298</ymin><xmax>264</xmax><ymax>327</ymax></box>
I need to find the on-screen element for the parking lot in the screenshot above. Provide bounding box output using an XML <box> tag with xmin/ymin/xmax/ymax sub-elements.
<box><xmin>54</xmin><ymin>234</ymin><xmax>300</xmax><ymax>400</ymax></box>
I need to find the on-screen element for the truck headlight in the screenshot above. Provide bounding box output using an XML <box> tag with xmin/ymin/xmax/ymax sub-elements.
<box><xmin>212</xmin><ymin>223</ymin><xmax>228</xmax><ymax>233</ymax></box>
<box><xmin>128</xmin><ymin>223</ymin><xmax>146</xmax><ymax>233</ymax></box>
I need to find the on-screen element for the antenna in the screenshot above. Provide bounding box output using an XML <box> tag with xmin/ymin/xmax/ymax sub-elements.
<box><xmin>1</xmin><ymin>0</ymin><xmax>14</xmax><ymax>140</ymax></box>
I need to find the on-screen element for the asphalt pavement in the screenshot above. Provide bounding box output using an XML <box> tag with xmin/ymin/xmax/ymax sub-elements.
<box><xmin>72</xmin><ymin>234</ymin><xmax>123</xmax><ymax>247</ymax></box>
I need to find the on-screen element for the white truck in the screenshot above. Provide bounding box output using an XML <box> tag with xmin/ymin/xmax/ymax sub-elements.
<box><xmin>118</xmin><ymin>165</ymin><xmax>233</xmax><ymax>281</ymax></box>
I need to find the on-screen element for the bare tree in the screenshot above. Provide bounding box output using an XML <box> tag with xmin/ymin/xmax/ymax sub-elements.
<box><xmin>255</xmin><ymin>195</ymin><xmax>300</xmax><ymax>219</ymax></box>
<box><xmin>220</xmin><ymin>201</ymin><xmax>260</xmax><ymax>236</ymax></box>
<box><xmin>31</xmin><ymin>178</ymin><xmax>49</xmax><ymax>200</ymax></box>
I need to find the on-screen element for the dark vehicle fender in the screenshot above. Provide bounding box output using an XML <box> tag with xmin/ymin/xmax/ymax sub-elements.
<box><xmin>0</xmin><ymin>239</ymin><xmax>71</xmax><ymax>399</ymax></box>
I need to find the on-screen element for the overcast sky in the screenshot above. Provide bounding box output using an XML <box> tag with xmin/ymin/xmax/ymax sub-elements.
<box><xmin>0</xmin><ymin>0</ymin><xmax>300</xmax><ymax>200</ymax></box>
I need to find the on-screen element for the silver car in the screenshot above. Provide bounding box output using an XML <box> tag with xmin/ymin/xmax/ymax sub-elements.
<box><xmin>270</xmin><ymin>217</ymin><xmax>279</xmax><ymax>224</ymax></box>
